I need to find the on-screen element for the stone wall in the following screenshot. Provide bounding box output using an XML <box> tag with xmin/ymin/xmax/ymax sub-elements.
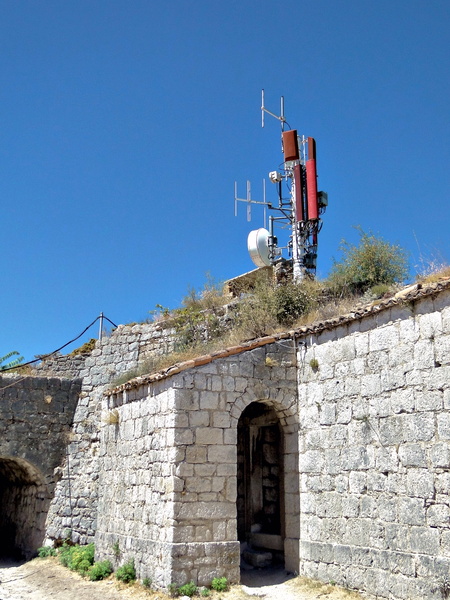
<box><xmin>0</xmin><ymin>375</ymin><xmax>81</xmax><ymax>557</ymax></box>
<box><xmin>297</xmin><ymin>287</ymin><xmax>450</xmax><ymax>599</ymax></box>
<box><xmin>96</xmin><ymin>340</ymin><xmax>299</xmax><ymax>587</ymax></box>
<box><xmin>41</xmin><ymin>321</ymin><xmax>176</xmax><ymax>544</ymax></box>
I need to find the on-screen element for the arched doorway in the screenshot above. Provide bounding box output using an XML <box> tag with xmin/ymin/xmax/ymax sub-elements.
<box><xmin>237</xmin><ymin>402</ymin><xmax>285</xmax><ymax>567</ymax></box>
<box><xmin>0</xmin><ymin>457</ymin><xmax>50</xmax><ymax>559</ymax></box>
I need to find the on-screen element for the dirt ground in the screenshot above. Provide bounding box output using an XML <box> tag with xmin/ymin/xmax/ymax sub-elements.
<box><xmin>0</xmin><ymin>558</ymin><xmax>363</xmax><ymax>600</ymax></box>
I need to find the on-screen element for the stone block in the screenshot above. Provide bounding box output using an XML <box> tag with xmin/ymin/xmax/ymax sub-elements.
<box><xmin>410</xmin><ymin>525</ymin><xmax>440</xmax><ymax>555</ymax></box>
<box><xmin>207</xmin><ymin>445</ymin><xmax>235</xmax><ymax>464</ymax></box>
<box><xmin>430</xmin><ymin>441</ymin><xmax>450</xmax><ymax>468</ymax></box>
<box><xmin>199</xmin><ymin>391</ymin><xmax>220</xmax><ymax>410</ymax></box>
<box><xmin>438</xmin><ymin>412</ymin><xmax>450</xmax><ymax>440</ymax></box>
<box><xmin>195</xmin><ymin>427</ymin><xmax>223</xmax><ymax>445</ymax></box>
<box><xmin>426</xmin><ymin>503</ymin><xmax>450</xmax><ymax>527</ymax></box>
<box><xmin>299</xmin><ymin>450</ymin><xmax>324</xmax><ymax>473</ymax></box>
<box><xmin>398</xmin><ymin>496</ymin><xmax>425</xmax><ymax>525</ymax></box>
<box><xmin>398</xmin><ymin>443</ymin><xmax>426</xmax><ymax>467</ymax></box>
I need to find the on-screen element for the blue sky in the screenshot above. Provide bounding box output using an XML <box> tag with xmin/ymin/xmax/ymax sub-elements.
<box><xmin>1</xmin><ymin>0</ymin><xmax>449</xmax><ymax>362</ymax></box>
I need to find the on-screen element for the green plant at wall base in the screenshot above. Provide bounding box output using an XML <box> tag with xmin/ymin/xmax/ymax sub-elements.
<box><xmin>211</xmin><ymin>577</ymin><xmax>228</xmax><ymax>592</ymax></box>
<box><xmin>167</xmin><ymin>583</ymin><xmax>178</xmax><ymax>597</ymax></box>
<box><xmin>142</xmin><ymin>577</ymin><xmax>152</xmax><ymax>589</ymax></box>
<box><xmin>115</xmin><ymin>559</ymin><xmax>136</xmax><ymax>583</ymax></box>
<box><xmin>88</xmin><ymin>560</ymin><xmax>113</xmax><ymax>581</ymax></box>
<box><xmin>58</xmin><ymin>543</ymin><xmax>95</xmax><ymax>576</ymax></box>
<box><xmin>200</xmin><ymin>588</ymin><xmax>210</xmax><ymax>597</ymax></box>
<box><xmin>37</xmin><ymin>546</ymin><xmax>57</xmax><ymax>557</ymax></box>
<box><xmin>177</xmin><ymin>581</ymin><xmax>197</xmax><ymax>597</ymax></box>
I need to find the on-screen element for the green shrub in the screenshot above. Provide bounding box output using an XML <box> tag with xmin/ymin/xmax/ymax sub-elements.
<box><xmin>200</xmin><ymin>588</ymin><xmax>210</xmax><ymax>597</ymax></box>
<box><xmin>143</xmin><ymin>577</ymin><xmax>152</xmax><ymax>589</ymax></box>
<box><xmin>328</xmin><ymin>228</ymin><xmax>408</xmax><ymax>296</ymax></box>
<box><xmin>88</xmin><ymin>560</ymin><xmax>113</xmax><ymax>581</ymax></box>
<box><xmin>58</xmin><ymin>543</ymin><xmax>95</xmax><ymax>576</ymax></box>
<box><xmin>116</xmin><ymin>559</ymin><xmax>136</xmax><ymax>583</ymax></box>
<box><xmin>178</xmin><ymin>581</ymin><xmax>197</xmax><ymax>597</ymax></box>
<box><xmin>37</xmin><ymin>546</ymin><xmax>56</xmax><ymax>558</ymax></box>
<box><xmin>167</xmin><ymin>583</ymin><xmax>178</xmax><ymax>597</ymax></box>
<box><xmin>58</xmin><ymin>543</ymin><xmax>75</xmax><ymax>568</ymax></box>
<box><xmin>273</xmin><ymin>281</ymin><xmax>318</xmax><ymax>326</ymax></box>
<box><xmin>211</xmin><ymin>577</ymin><xmax>228</xmax><ymax>592</ymax></box>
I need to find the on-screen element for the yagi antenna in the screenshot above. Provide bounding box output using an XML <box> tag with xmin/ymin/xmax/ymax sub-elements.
<box><xmin>234</xmin><ymin>179</ymin><xmax>270</xmax><ymax>226</ymax></box>
<box><xmin>261</xmin><ymin>89</ymin><xmax>286</xmax><ymax>130</ymax></box>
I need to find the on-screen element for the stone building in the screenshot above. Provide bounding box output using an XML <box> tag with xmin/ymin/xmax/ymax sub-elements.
<box><xmin>1</xmin><ymin>279</ymin><xmax>450</xmax><ymax>600</ymax></box>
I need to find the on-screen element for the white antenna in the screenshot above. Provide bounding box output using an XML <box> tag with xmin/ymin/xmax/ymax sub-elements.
<box><xmin>261</xmin><ymin>89</ymin><xmax>286</xmax><ymax>129</ymax></box>
<box><xmin>234</xmin><ymin>180</ymin><xmax>271</xmax><ymax>222</ymax></box>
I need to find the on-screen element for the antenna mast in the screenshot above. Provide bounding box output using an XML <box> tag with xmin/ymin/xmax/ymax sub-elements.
<box><xmin>235</xmin><ymin>90</ymin><xmax>328</xmax><ymax>282</ymax></box>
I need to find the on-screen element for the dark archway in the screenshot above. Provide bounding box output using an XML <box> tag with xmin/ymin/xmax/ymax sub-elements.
<box><xmin>0</xmin><ymin>457</ymin><xmax>50</xmax><ymax>559</ymax></box>
<box><xmin>237</xmin><ymin>402</ymin><xmax>285</xmax><ymax>567</ymax></box>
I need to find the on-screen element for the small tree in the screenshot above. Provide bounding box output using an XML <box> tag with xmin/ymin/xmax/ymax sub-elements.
<box><xmin>328</xmin><ymin>229</ymin><xmax>408</xmax><ymax>296</ymax></box>
<box><xmin>0</xmin><ymin>351</ymin><xmax>24</xmax><ymax>371</ymax></box>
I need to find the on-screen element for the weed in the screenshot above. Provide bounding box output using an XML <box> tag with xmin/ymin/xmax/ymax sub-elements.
<box><xmin>70</xmin><ymin>338</ymin><xmax>97</xmax><ymax>356</ymax></box>
<box><xmin>103</xmin><ymin>409</ymin><xmax>119</xmax><ymax>425</ymax></box>
<box><xmin>116</xmin><ymin>559</ymin><xmax>136</xmax><ymax>583</ymax></box>
<box><xmin>178</xmin><ymin>581</ymin><xmax>197</xmax><ymax>597</ymax></box>
<box><xmin>211</xmin><ymin>577</ymin><xmax>228</xmax><ymax>592</ymax></box>
<box><xmin>59</xmin><ymin>543</ymin><xmax>95</xmax><ymax>576</ymax></box>
<box><xmin>143</xmin><ymin>577</ymin><xmax>152</xmax><ymax>589</ymax></box>
<box><xmin>168</xmin><ymin>583</ymin><xmax>178</xmax><ymax>597</ymax></box>
<box><xmin>265</xmin><ymin>356</ymin><xmax>279</xmax><ymax>367</ymax></box>
<box><xmin>37</xmin><ymin>546</ymin><xmax>56</xmax><ymax>557</ymax></box>
<box><xmin>309</xmin><ymin>358</ymin><xmax>319</xmax><ymax>371</ymax></box>
<box><xmin>200</xmin><ymin>588</ymin><xmax>210</xmax><ymax>597</ymax></box>
<box><xmin>112</xmin><ymin>540</ymin><xmax>121</xmax><ymax>559</ymax></box>
<box><xmin>88</xmin><ymin>560</ymin><xmax>113</xmax><ymax>581</ymax></box>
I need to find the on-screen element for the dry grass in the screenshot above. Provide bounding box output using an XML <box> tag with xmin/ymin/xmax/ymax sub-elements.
<box><xmin>417</xmin><ymin>264</ymin><xmax>450</xmax><ymax>284</ymax></box>
<box><xmin>112</xmin><ymin>264</ymin><xmax>450</xmax><ymax>387</ymax></box>
<box><xmin>102</xmin><ymin>409</ymin><xmax>119</xmax><ymax>425</ymax></box>
<box><xmin>288</xmin><ymin>576</ymin><xmax>363</xmax><ymax>599</ymax></box>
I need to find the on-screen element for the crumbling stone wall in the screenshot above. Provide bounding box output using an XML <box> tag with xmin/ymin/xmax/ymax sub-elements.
<box><xmin>297</xmin><ymin>288</ymin><xmax>450</xmax><ymax>600</ymax></box>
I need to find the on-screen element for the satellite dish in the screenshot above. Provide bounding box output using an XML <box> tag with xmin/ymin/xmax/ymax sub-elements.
<box><xmin>248</xmin><ymin>228</ymin><xmax>272</xmax><ymax>267</ymax></box>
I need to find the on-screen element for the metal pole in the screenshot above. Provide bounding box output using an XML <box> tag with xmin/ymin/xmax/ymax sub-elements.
<box><xmin>291</xmin><ymin>172</ymin><xmax>304</xmax><ymax>282</ymax></box>
<box><xmin>99</xmin><ymin>312</ymin><xmax>104</xmax><ymax>341</ymax></box>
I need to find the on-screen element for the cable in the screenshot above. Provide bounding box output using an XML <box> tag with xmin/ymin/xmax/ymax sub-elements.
<box><xmin>0</xmin><ymin>314</ymin><xmax>118</xmax><ymax>374</ymax></box>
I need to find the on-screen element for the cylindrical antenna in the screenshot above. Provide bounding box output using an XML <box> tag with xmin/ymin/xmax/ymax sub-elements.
<box><xmin>281</xmin><ymin>96</ymin><xmax>285</xmax><ymax>131</ymax></box>
<box><xmin>234</xmin><ymin>182</ymin><xmax>238</xmax><ymax>216</ymax></box>
<box><xmin>246</xmin><ymin>180</ymin><xmax>251</xmax><ymax>222</ymax></box>
<box><xmin>261</xmin><ymin>89</ymin><xmax>265</xmax><ymax>128</ymax></box>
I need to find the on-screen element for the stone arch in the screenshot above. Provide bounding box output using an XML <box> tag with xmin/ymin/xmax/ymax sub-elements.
<box><xmin>234</xmin><ymin>395</ymin><xmax>300</xmax><ymax>574</ymax></box>
<box><xmin>0</xmin><ymin>456</ymin><xmax>51</xmax><ymax>558</ymax></box>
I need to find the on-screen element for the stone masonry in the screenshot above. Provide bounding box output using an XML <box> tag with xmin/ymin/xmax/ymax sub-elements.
<box><xmin>1</xmin><ymin>279</ymin><xmax>450</xmax><ymax>600</ymax></box>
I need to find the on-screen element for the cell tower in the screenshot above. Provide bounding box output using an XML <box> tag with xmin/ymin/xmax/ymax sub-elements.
<box><xmin>235</xmin><ymin>90</ymin><xmax>328</xmax><ymax>282</ymax></box>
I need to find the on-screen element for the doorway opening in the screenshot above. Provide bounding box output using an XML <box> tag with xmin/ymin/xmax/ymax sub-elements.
<box><xmin>237</xmin><ymin>402</ymin><xmax>284</xmax><ymax>569</ymax></box>
<box><xmin>0</xmin><ymin>457</ymin><xmax>49</xmax><ymax>559</ymax></box>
